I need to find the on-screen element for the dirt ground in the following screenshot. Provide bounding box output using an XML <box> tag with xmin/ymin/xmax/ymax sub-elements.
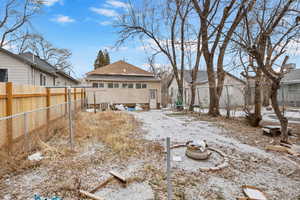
<box><xmin>0</xmin><ymin>110</ymin><xmax>300</xmax><ymax>200</ymax></box>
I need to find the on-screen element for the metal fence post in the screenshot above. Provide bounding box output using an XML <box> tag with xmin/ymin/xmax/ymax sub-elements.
<box><xmin>166</xmin><ymin>137</ymin><xmax>172</xmax><ymax>200</ymax></box>
<box><xmin>68</xmin><ymin>87</ymin><xmax>74</xmax><ymax>150</ymax></box>
<box><xmin>94</xmin><ymin>91</ymin><xmax>96</xmax><ymax>113</ymax></box>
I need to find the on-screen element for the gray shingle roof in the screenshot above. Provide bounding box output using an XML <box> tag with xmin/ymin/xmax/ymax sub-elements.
<box><xmin>183</xmin><ymin>70</ymin><xmax>210</xmax><ymax>84</ymax></box>
<box><xmin>282</xmin><ymin>68</ymin><xmax>300</xmax><ymax>84</ymax></box>
<box><xmin>19</xmin><ymin>52</ymin><xmax>79</xmax><ymax>83</ymax></box>
<box><xmin>86</xmin><ymin>74</ymin><xmax>160</xmax><ymax>82</ymax></box>
<box><xmin>20</xmin><ymin>52</ymin><xmax>57</xmax><ymax>74</ymax></box>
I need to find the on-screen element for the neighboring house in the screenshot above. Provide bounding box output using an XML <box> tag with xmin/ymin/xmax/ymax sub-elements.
<box><xmin>168</xmin><ymin>70</ymin><xmax>246</xmax><ymax>108</ymax></box>
<box><xmin>85</xmin><ymin>60</ymin><xmax>161</xmax><ymax>109</ymax></box>
<box><xmin>0</xmin><ymin>48</ymin><xmax>79</xmax><ymax>86</ymax></box>
<box><xmin>278</xmin><ymin>66</ymin><xmax>300</xmax><ymax>107</ymax></box>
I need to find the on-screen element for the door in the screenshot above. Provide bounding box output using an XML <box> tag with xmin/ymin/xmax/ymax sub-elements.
<box><xmin>149</xmin><ymin>89</ymin><xmax>157</xmax><ymax>109</ymax></box>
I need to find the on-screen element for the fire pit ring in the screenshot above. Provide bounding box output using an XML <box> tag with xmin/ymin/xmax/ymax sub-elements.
<box><xmin>170</xmin><ymin>144</ymin><xmax>229</xmax><ymax>172</ymax></box>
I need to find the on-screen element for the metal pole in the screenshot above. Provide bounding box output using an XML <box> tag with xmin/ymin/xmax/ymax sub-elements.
<box><xmin>166</xmin><ymin>137</ymin><xmax>172</xmax><ymax>200</ymax></box>
<box><xmin>68</xmin><ymin>87</ymin><xmax>74</xmax><ymax>150</ymax></box>
<box><xmin>94</xmin><ymin>91</ymin><xmax>96</xmax><ymax>114</ymax></box>
<box><xmin>23</xmin><ymin>112</ymin><xmax>29</xmax><ymax>152</ymax></box>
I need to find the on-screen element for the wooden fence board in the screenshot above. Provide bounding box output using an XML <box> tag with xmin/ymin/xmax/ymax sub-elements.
<box><xmin>0</xmin><ymin>82</ymin><xmax>86</xmax><ymax>152</ymax></box>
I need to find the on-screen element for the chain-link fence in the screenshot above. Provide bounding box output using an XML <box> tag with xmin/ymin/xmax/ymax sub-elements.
<box><xmin>0</xmin><ymin>97</ymin><xmax>85</xmax><ymax>155</ymax></box>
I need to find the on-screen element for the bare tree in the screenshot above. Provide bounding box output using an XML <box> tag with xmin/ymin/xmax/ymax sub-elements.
<box><xmin>0</xmin><ymin>0</ymin><xmax>43</xmax><ymax>48</ymax></box>
<box><xmin>19</xmin><ymin>33</ymin><xmax>73</xmax><ymax>71</ymax></box>
<box><xmin>191</xmin><ymin>0</ymin><xmax>256</xmax><ymax>116</ymax></box>
<box><xmin>235</xmin><ymin>0</ymin><xmax>300</xmax><ymax>142</ymax></box>
<box><xmin>116</xmin><ymin>0</ymin><xmax>202</xmax><ymax>108</ymax></box>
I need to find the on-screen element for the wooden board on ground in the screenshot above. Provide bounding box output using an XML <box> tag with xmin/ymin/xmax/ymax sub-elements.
<box><xmin>90</xmin><ymin>177</ymin><xmax>114</xmax><ymax>193</ymax></box>
<box><xmin>109</xmin><ymin>171</ymin><xmax>127</xmax><ymax>184</ymax></box>
<box><xmin>79</xmin><ymin>190</ymin><xmax>104</xmax><ymax>200</ymax></box>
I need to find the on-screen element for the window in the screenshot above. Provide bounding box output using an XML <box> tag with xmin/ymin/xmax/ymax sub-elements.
<box><xmin>108</xmin><ymin>83</ymin><xmax>114</xmax><ymax>88</ymax></box>
<box><xmin>40</xmin><ymin>73</ymin><xmax>46</xmax><ymax>86</ymax></box>
<box><xmin>128</xmin><ymin>83</ymin><xmax>133</xmax><ymax>88</ymax></box>
<box><xmin>142</xmin><ymin>83</ymin><xmax>147</xmax><ymax>88</ymax></box>
<box><xmin>0</xmin><ymin>69</ymin><xmax>8</xmax><ymax>82</ymax></box>
<box><xmin>98</xmin><ymin>83</ymin><xmax>104</xmax><ymax>88</ymax></box>
<box><xmin>114</xmin><ymin>83</ymin><xmax>119</xmax><ymax>88</ymax></box>
<box><xmin>92</xmin><ymin>83</ymin><xmax>98</xmax><ymax>88</ymax></box>
<box><xmin>136</xmin><ymin>83</ymin><xmax>141</xmax><ymax>89</ymax></box>
<box><xmin>122</xmin><ymin>83</ymin><xmax>128</xmax><ymax>88</ymax></box>
<box><xmin>53</xmin><ymin>77</ymin><xmax>56</xmax><ymax>86</ymax></box>
<box><xmin>170</xmin><ymin>87</ymin><xmax>174</xmax><ymax>97</ymax></box>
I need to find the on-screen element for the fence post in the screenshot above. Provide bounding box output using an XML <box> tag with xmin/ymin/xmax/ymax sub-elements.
<box><xmin>46</xmin><ymin>88</ymin><xmax>51</xmax><ymax>134</ymax></box>
<box><xmin>166</xmin><ymin>137</ymin><xmax>172</xmax><ymax>200</ymax></box>
<box><xmin>84</xmin><ymin>88</ymin><xmax>87</xmax><ymax>109</ymax></box>
<box><xmin>74</xmin><ymin>88</ymin><xmax>77</xmax><ymax>112</ymax></box>
<box><xmin>81</xmin><ymin>88</ymin><xmax>83</xmax><ymax>110</ymax></box>
<box><xmin>68</xmin><ymin>87</ymin><xmax>74</xmax><ymax>150</ymax></box>
<box><xmin>6</xmin><ymin>82</ymin><xmax>13</xmax><ymax>153</ymax></box>
<box><xmin>94</xmin><ymin>91</ymin><xmax>96</xmax><ymax>113</ymax></box>
<box><xmin>64</xmin><ymin>87</ymin><xmax>68</xmax><ymax>116</ymax></box>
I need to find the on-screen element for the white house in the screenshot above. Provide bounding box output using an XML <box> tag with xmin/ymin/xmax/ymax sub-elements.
<box><xmin>0</xmin><ymin>48</ymin><xmax>79</xmax><ymax>86</ymax></box>
<box><xmin>168</xmin><ymin>70</ymin><xmax>246</xmax><ymax>108</ymax></box>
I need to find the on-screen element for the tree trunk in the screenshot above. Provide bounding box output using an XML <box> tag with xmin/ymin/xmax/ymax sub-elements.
<box><xmin>253</xmin><ymin>69</ymin><xmax>262</xmax><ymax>126</ymax></box>
<box><xmin>270</xmin><ymin>82</ymin><xmax>289</xmax><ymax>142</ymax></box>
<box><xmin>189</xmin><ymin>84</ymin><xmax>196</xmax><ymax>111</ymax></box>
<box><xmin>262</xmin><ymin>78</ymin><xmax>271</xmax><ymax>106</ymax></box>
<box><xmin>206</xmin><ymin>60</ymin><xmax>220</xmax><ymax>116</ymax></box>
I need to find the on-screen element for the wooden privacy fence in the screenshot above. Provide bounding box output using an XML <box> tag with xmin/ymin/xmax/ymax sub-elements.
<box><xmin>0</xmin><ymin>82</ymin><xmax>86</xmax><ymax>152</ymax></box>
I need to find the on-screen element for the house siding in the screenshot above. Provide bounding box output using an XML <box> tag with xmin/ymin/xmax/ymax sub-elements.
<box><xmin>0</xmin><ymin>51</ymin><xmax>78</xmax><ymax>86</ymax></box>
<box><xmin>86</xmin><ymin>80</ymin><xmax>161</xmax><ymax>105</ymax></box>
<box><xmin>0</xmin><ymin>51</ymin><xmax>31</xmax><ymax>84</ymax></box>
<box><xmin>55</xmin><ymin>73</ymin><xmax>78</xmax><ymax>86</ymax></box>
<box><xmin>278</xmin><ymin>83</ymin><xmax>300</xmax><ymax>107</ymax></box>
<box><xmin>168</xmin><ymin>74</ymin><xmax>245</xmax><ymax>108</ymax></box>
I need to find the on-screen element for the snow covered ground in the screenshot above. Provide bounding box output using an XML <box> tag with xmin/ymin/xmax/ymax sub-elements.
<box><xmin>193</xmin><ymin>107</ymin><xmax>300</xmax><ymax>124</ymax></box>
<box><xmin>133</xmin><ymin>110</ymin><xmax>300</xmax><ymax>200</ymax></box>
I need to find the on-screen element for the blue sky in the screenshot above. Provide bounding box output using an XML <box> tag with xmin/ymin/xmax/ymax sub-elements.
<box><xmin>30</xmin><ymin>0</ymin><xmax>152</xmax><ymax>78</ymax></box>
<box><xmin>29</xmin><ymin>0</ymin><xmax>300</xmax><ymax>79</ymax></box>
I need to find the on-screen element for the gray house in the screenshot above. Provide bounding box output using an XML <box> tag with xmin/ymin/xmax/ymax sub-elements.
<box><xmin>0</xmin><ymin>48</ymin><xmax>79</xmax><ymax>86</ymax></box>
<box><xmin>278</xmin><ymin>67</ymin><xmax>300</xmax><ymax>107</ymax></box>
<box><xmin>168</xmin><ymin>70</ymin><xmax>246</xmax><ymax>108</ymax></box>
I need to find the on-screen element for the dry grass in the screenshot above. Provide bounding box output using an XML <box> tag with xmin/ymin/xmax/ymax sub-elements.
<box><xmin>0</xmin><ymin>111</ymin><xmax>165</xmax><ymax>199</ymax></box>
<box><xmin>73</xmin><ymin>111</ymin><xmax>151</xmax><ymax>158</ymax></box>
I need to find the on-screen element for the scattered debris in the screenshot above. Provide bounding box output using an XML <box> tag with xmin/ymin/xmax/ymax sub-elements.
<box><xmin>28</xmin><ymin>152</ymin><xmax>43</xmax><ymax>161</ymax></box>
<box><xmin>115</xmin><ymin>104</ymin><xmax>126</xmax><ymax>111</ymax></box>
<box><xmin>135</xmin><ymin>104</ymin><xmax>143</xmax><ymax>111</ymax></box>
<box><xmin>241</xmin><ymin>185</ymin><xmax>268</xmax><ymax>200</ymax></box>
